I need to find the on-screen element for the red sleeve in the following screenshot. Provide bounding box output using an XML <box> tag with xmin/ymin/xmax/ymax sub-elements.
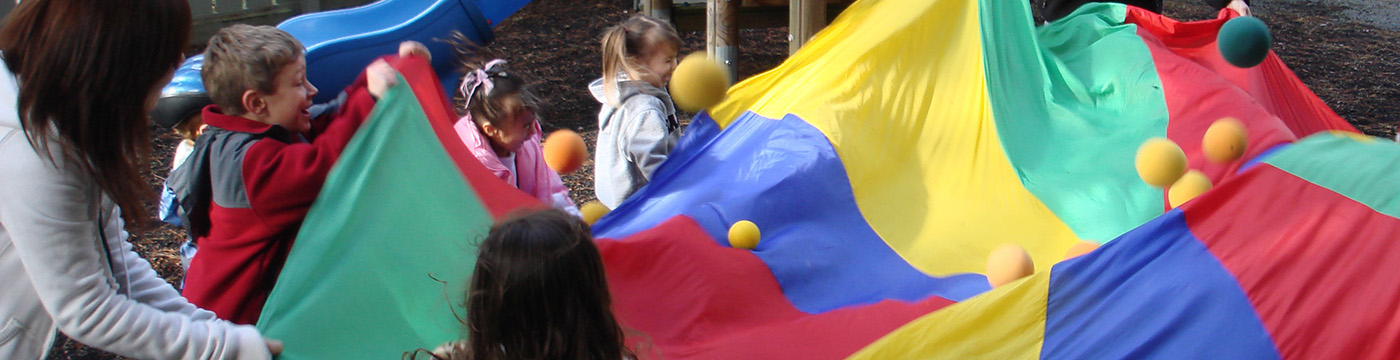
<box><xmin>240</xmin><ymin>70</ymin><xmax>378</xmax><ymax>232</ymax></box>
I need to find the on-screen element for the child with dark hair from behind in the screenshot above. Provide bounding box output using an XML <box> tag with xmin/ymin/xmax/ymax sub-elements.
<box><xmin>419</xmin><ymin>208</ymin><xmax>635</xmax><ymax>360</ymax></box>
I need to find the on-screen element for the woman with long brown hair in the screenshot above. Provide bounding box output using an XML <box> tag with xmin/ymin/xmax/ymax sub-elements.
<box><xmin>0</xmin><ymin>0</ymin><xmax>277</xmax><ymax>358</ymax></box>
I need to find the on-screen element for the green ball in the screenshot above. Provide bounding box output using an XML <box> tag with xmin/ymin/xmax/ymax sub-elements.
<box><xmin>1217</xmin><ymin>17</ymin><xmax>1273</xmax><ymax>68</ymax></box>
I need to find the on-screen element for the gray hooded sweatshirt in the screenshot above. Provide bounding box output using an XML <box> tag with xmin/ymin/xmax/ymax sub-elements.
<box><xmin>589</xmin><ymin>75</ymin><xmax>680</xmax><ymax>209</ymax></box>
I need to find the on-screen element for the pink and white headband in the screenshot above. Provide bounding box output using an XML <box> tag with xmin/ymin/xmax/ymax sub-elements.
<box><xmin>459</xmin><ymin>59</ymin><xmax>509</xmax><ymax>108</ymax></box>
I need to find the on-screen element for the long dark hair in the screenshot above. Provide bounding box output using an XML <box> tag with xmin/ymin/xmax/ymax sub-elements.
<box><xmin>465</xmin><ymin>209</ymin><xmax>633</xmax><ymax>360</ymax></box>
<box><xmin>0</xmin><ymin>0</ymin><xmax>192</xmax><ymax>228</ymax></box>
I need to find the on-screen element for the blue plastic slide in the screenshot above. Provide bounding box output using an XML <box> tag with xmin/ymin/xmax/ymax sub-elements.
<box><xmin>476</xmin><ymin>0</ymin><xmax>533</xmax><ymax>26</ymax></box>
<box><xmin>157</xmin><ymin>0</ymin><xmax>532</xmax><ymax>110</ymax></box>
<box><xmin>278</xmin><ymin>0</ymin><xmax>499</xmax><ymax>103</ymax></box>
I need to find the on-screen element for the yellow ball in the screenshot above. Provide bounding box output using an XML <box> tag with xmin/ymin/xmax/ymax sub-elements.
<box><xmin>1168</xmin><ymin>170</ymin><xmax>1213</xmax><ymax>208</ymax></box>
<box><xmin>579</xmin><ymin>201</ymin><xmax>610</xmax><ymax>226</ymax></box>
<box><xmin>985</xmin><ymin>243</ymin><xmax>1035</xmax><ymax>287</ymax></box>
<box><xmin>1135</xmin><ymin>137</ymin><xmax>1188</xmax><ymax>188</ymax></box>
<box><xmin>668</xmin><ymin>52</ymin><xmax>731</xmax><ymax>113</ymax></box>
<box><xmin>1063</xmin><ymin>240</ymin><xmax>1100</xmax><ymax>260</ymax></box>
<box><xmin>1203</xmin><ymin>117</ymin><xmax>1249</xmax><ymax>164</ymax></box>
<box><xmin>727</xmin><ymin>220</ymin><xmax>761</xmax><ymax>250</ymax></box>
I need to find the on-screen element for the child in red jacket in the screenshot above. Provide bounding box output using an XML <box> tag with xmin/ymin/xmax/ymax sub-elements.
<box><xmin>171</xmin><ymin>24</ymin><xmax>429</xmax><ymax>325</ymax></box>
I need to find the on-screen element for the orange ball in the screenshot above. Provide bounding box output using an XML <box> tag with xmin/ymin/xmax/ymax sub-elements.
<box><xmin>1063</xmin><ymin>240</ymin><xmax>1100</xmax><ymax>260</ymax></box>
<box><xmin>543</xmin><ymin>130</ymin><xmax>588</xmax><ymax>174</ymax></box>
<box><xmin>986</xmin><ymin>243</ymin><xmax>1035</xmax><ymax>287</ymax></box>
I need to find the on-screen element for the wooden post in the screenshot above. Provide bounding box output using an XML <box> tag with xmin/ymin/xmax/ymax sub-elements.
<box><xmin>789</xmin><ymin>0</ymin><xmax>825</xmax><ymax>55</ymax></box>
<box><xmin>641</xmin><ymin>0</ymin><xmax>672</xmax><ymax>23</ymax></box>
<box><xmin>707</xmin><ymin>0</ymin><xmax>737</xmax><ymax>82</ymax></box>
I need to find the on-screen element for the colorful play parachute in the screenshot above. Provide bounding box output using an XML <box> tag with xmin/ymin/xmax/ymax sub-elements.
<box><xmin>254</xmin><ymin>0</ymin><xmax>1399</xmax><ymax>358</ymax></box>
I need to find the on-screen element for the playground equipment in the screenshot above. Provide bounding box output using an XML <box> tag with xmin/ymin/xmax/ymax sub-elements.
<box><xmin>640</xmin><ymin>0</ymin><xmax>853</xmax><ymax>78</ymax></box>
<box><xmin>151</xmin><ymin>55</ymin><xmax>212</xmax><ymax>129</ymax></box>
<box><xmin>160</xmin><ymin>0</ymin><xmax>535</xmax><ymax>105</ymax></box>
<box><xmin>277</xmin><ymin>0</ymin><xmax>495</xmax><ymax>103</ymax></box>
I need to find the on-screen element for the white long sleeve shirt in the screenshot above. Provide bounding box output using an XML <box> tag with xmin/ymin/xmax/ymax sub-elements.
<box><xmin>0</xmin><ymin>64</ymin><xmax>269</xmax><ymax>359</ymax></box>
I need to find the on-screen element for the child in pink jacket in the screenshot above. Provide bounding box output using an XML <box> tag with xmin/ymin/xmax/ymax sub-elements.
<box><xmin>453</xmin><ymin>58</ymin><xmax>579</xmax><ymax>216</ymax></box>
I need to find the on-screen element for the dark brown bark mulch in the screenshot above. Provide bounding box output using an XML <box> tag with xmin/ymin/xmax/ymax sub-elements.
<box><xmin>1163</xmin><ymin>0</ymin><xmax>1400</xmax><ymax>137</ymax></box>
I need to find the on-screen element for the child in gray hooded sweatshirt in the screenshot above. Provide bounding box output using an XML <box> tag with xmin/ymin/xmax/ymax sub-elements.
<box><xmin>589</xmin><ymin>15</ymin><xmax>685</xmax><ymax>209</ymax></box>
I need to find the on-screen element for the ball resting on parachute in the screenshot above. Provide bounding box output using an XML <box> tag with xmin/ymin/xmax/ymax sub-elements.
<box><xmin>728</xmin><ymin>220</ymin><xmax>761</xmax><ymax>250</ymax></box>
<box><xmin>669</xmin><ymin>52</ymin><xmax>731</xmax><ymax>113</ymax></box>
<box><xmin>986</xmin><ymin>243</ymin><xmax>1034</xmax><ymax>287</ymax></box>
<box><xmin>1169</xmin><ymin>170</ymin><xmax>1214</xmax><ymax>208</ymax></box>
<box><xmin>580</xmin><ymin>201</ymin><xmax>610</xmax><ymax>226</ymax></box>
<box><xmin>1063</xmin><ymin>240</ymin><xmax>1101</xmax><ymax>261</ymax></box>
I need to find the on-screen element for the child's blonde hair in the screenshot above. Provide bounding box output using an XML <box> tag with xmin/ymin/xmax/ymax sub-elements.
<box><xmin>599</xmin><ymin>15</ymin><xmax>682</xmax><ymax>106</ymax></box>
<box><xmin>202</xmin><ymin>24</ymin><xmax>304</xmax><ymax>115</ymax></box>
